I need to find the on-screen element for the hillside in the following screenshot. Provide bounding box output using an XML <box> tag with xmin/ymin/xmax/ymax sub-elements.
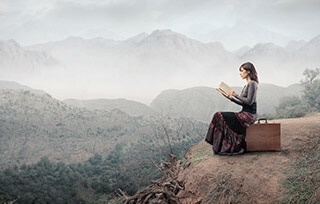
<box><xmin>175</xmin><ymin>114</ymin><xmax>320</xmax><ymax>203</ymax></box>
<box><xmin>0</xmin><ymin>90</ymin><xmax>144</xmax><ymax>169</ymax></box>
<box><xmin>0</xmin><ymin>89</ymin><xmax>207</xmax><ymax>171</ymax></box>
<box><xmin>150</xmin><ymin>83</ymin><xmax>303</xmax><ymax>122</ymax></box>
<box><xmin>0</xmin><ymin>80</ymin><xmax>46</xmax><ymax>95</ymax></box>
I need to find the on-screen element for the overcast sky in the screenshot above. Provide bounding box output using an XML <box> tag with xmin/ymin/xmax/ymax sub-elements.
<box><xmin>1</xmin><ymin>0</ymin><xmax>320</xmax><ymax>46</ymax></box>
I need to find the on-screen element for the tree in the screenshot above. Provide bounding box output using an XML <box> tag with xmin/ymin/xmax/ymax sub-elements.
<box><xmin>301</xmin><ymin>68</ymin><xmax>320</xmax><ymax>112</ymax></box>
<box><xmin>276</xmin><ymin>96</ymin><xmax>308</xmax><ymax>118</ymax></box>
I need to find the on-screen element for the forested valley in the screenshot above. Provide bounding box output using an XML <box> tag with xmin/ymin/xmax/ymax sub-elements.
<box><xmin>0</xmin><ymin>139</ymin><xmax>202</xmax><ymax>203</ymax></box>
<box><xmin>0</xmin><ymin>90</ymin><xmax>206</xmax><ymax>203</ymax></box>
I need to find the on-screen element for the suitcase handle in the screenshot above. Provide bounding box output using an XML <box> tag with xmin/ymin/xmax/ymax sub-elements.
<box><xmin>258</xmin><ymin>118</ymin><xmax>268</xmax><ymax>123</ymax></box>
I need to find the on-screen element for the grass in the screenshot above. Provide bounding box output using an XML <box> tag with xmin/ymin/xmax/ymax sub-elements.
<box><xmin>282</xmin><ymin>136</ymin><xmax>320</xmax><ymax>203</ymax></box>
<box><xmin>191</xmin><ymin>148</ymin><xmax>210</xmax><ymax>164</ymax></box>
<box><xmin>201</xmin><ymin>172</ymin><xmax>249</xmax><ymax>204</ymax></box>
<box><xmin>191</xmin><ymin>141</ymin><xmax>213</xmax><ymax>164</ymax></box>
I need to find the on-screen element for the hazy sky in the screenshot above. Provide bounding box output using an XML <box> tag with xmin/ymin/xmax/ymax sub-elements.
<box><xmin>1</xmin><ymin>0</ymin><xmax>320</xmax><ymax>45</ymax></box>
<box><xmin>1</xmin><ymin>0</ymin><xmax>320</xmax><ymax>103</ymax></box>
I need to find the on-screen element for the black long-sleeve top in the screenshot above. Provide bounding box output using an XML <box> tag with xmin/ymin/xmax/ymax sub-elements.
<box><xmin>231</xmin><ymin>80</ymin><xmax>258</xmax><ymax>114</ymax></box>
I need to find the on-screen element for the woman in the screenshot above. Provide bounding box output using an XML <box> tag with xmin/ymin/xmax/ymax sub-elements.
<box><xmin>205</xmin><ymin>62</ymin><xmax>258</xmax><ymax>155</ymax></box>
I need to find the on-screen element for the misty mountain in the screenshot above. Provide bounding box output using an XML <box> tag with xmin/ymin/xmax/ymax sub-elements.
<box><xmin>239</xmin><ymin>42</ymin><xmax>315</xmax><ymax>85</ymax></box>
<box><xmin>285</xmin><ymin>40</ymin><xmax>307</xmax><ymax>52</ymax></box>
<box><xmin>124</xmin><ymin>32</ymin><xmax>149</xmax><ymax>45</ymax></box>
<box><xmin>233</xmin><ymin>45</ymin><xmax>251</xmax><ymax>57</ymax></box>
<box><xmin>240</xmin><ymin>42</ymin><xmax>300</xmax><ymax>77</ymax></box>
<box><xmin>150</xmin><ymin>83</ymin><xmax>303</xmax><ymax>122</ymax></box>
<box><xmin>2</xmin><ymin>29</ymin><xmax>319</xmax><ymax>103</ymax></box>
<box><xmin>22</xmin><ymin>29</ymin><xmax>240</xmax><ymax>102</ymax></box>
<box><xmin>241</xmin><ymin>43</ymin><xmax>293</xmax><ymax>61</ymax></box>
<box><xmin>202</xmin><ymin>22</ymin><xmax>291</xmax><ymax>50</ymax></box>
<box><xmin>26</xmin><ymin>36</ymin><xmax>121</xmax><ymax>64</ymax></box>
<box><xmin>299</xmin><ymin>34</ymin><xmax>320</xmax><ymax>57</ymax></box>
<box><xmin>63</xmin><ymin>98</ymin><xmax>156</xmax><ymax>117</ymax></box>
<box><xmin>150</xmin><ymin>86</ymin><xmax>240</xmax><ymax>122</ymax></box>
<box><xmin>0</xmin><ymin>40</ymin><xmax>57</xmax><ymax>80</ymax></box>
<box><xmin>112</xmin><ymin>29</ymin><xmax>238</xmax><ymax>79</ymax></box>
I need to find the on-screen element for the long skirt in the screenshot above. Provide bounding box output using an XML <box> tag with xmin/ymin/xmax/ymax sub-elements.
<box><xmin>205</xmin><ymin>111</ymin><xmax>256</xmax><ymax>155</ymax></box>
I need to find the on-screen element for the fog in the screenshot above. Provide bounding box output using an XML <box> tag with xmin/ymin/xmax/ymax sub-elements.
<box><xmin>1</xmin><ymin>0</ymin><xmax>320</xmax><ymax>46</ymax></box>
<box><xmin>1</xmin><ymin>0</ymin><xmax>320</xmax><ymax>104</ymax></box>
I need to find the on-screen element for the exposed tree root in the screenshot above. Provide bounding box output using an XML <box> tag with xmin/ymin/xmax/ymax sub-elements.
<box><xmin>118</xmin><ymin>154</ymin><xmax>184</xmax><ymax>204</ymax></box>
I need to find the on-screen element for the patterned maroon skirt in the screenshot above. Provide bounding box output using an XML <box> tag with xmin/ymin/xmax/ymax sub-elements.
<box><xmin>205</xmin><ymin>111</ymin><xmax>256</xmax><ymax>155</ymax></box>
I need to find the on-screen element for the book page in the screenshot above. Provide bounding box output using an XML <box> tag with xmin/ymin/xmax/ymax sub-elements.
<box><xmin>216</xmin><ymin>81</ymin><xmax>232</xmax><ymax>97</ymax></box>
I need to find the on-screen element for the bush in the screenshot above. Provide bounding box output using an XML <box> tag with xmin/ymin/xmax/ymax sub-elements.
<box><xmin>301</xmin><ymin>68</ymin><xmax>320</xmax><ymax>112</ymax></box>
<box><xmin>275</xmin><ymin>96</ymin><xmax>309</xmax><ymax>119</ymax></box>
<box><xmin>273</xmin><ymin>68</ymin><xmax>320</xmax><ymax>119</ymax></box>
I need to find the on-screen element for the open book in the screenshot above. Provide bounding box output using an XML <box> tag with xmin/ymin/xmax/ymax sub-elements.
<box><xmin>216</xmin><ymin>81</ymin><xmax>232</xmax><ymax>97</ymax></box>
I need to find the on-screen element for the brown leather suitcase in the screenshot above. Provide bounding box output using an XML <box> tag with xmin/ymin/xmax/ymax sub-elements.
<box><xmin>246</xmin><ymin>119</ymin><xmax>281</xmax><ymax>151</ymax></box>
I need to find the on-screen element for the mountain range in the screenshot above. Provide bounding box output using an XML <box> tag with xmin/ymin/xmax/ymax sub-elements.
<box><xmin>0</xmin><ymin>40</ymin><xmax>56</xmax><ymax>81</ymax></box>
<box><xmin>0</xmin><ymin>80</ymin><xmax>302</xmax><ymax>121</ymax></box>
<box><xmin>0</xmin><ymin>29</ymin><xmax>319</xmax><ymax>104</ymax></box>
<box><xmin>200</xmin><ymin>22</ymin><xmax>292</xmax><ymax>50</ymax></box>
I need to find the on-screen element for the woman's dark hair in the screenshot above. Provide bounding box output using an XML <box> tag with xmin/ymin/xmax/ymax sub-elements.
<box><xmin>239</xmin><ymin>62</ymin><xmax>259</xmax><ymax>83</ymax></box>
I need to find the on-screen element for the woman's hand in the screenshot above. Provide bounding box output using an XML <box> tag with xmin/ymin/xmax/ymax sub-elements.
<box><xmin>227</xmin><ymin>90</ymin><xmax>235</xmax><ymax>99</ymax></box>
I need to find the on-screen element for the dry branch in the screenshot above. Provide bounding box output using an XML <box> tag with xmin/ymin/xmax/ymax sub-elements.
<box><xmin>118</xmin><ymin>154</ymin><xmax>184</xmax><ymax>204</ymax></box>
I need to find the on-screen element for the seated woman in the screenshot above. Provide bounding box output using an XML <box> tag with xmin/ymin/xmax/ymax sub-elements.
<box><xmin>205</xmin><ymin>62</ymin><xmax>258</xmax><ymax>155</ymax></box>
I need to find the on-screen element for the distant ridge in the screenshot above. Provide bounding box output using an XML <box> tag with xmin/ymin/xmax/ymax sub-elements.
<box><xmin>0</xmin><ymin>80</ymin><xmax>303</xmax><ymax>122</ymax></box>
<box><xmin>0</xmin><ymin>80</ymin><xmax>47</xmax><ymax>95</ymax></box>
<box><xmin>150</xmin><ymin>83</ymin><xmax>303</xmax><ymax>122</ymax></box>
<box><xmin>63</xmin><ymin>98</ymin><xmax>155</xmax><ymax>117</ymax></box>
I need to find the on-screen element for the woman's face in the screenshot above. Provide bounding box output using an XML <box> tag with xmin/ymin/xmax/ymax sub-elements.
<box><xmin>239</xmin><ymin>67</ymin><xmax>250</xmax><ymax>80</ymax></box>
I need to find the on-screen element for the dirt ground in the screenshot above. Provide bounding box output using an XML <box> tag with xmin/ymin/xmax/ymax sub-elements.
<box><xmin>177</xmin><ymin>113</ymin><xmax>320</xmax><ymax>204</ymax></box>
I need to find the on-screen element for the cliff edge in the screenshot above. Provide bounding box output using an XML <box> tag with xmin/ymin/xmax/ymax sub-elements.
<box><xmin>177</xmin><ymin>114</ymin><xmax>320</xmax><ymax>203</ymax></box>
